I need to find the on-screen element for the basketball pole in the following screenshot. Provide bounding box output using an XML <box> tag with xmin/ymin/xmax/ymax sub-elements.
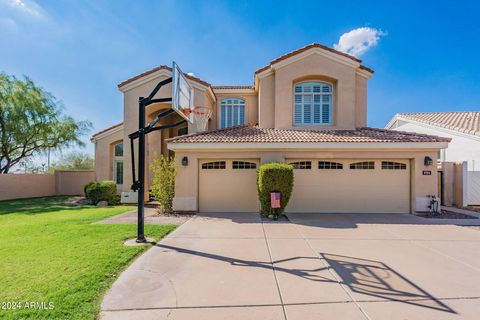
<box><xmin>137</xmin><ymin>96</ymin><xmax>146</xmax><ymax>243</ymax></box>
<box><xmin>129</xmin><ymin>76</ymin><xmax>187</xmax><ymax>243</ymax></box>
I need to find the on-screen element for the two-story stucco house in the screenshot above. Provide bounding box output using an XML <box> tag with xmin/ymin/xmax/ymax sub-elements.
<box><xmin>386</xmin><ymin>112</ymin><xmax>480</xmax><ymax>205</ymax></box>
<box><xmin>91</xmin><ymin>43</ymin><xmax>450</xmax><ymax>214</ymax></box>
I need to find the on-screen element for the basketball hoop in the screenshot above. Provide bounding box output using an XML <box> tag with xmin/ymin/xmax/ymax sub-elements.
<box><xmin>191</xmin><ymin>106</ymin><xmax>212</xmax><ymax>132</ymax></box>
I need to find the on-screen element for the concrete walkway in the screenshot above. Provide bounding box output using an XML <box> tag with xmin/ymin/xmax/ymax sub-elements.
<box><xmin>96</xmin><ymin>206</ymin><xmax>193</xmax><ymax>225</ymax></box>
<box><xmin>101</xmin><ymin>212</ymin><xmax>480</xmax><ymax>319</ymax></box>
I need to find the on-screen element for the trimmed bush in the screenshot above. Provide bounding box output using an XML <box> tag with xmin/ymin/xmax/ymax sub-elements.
<box><xmin>83</xmin><ymin>181</ymin><xmax>95</xmax><ymax>198</ymax></box>
<box><xmin>85</xmin><ymin>181</ymin><xmax>118</xmax><ymax>205</ymax></box>
<box><xmin>149</xmin><ymin>154</ymin><xmax>177</xmax><ymax>213</ymax></box>
<box><xmin>257</xmin><ymin>162</ymin><xmax>294</xmax><ymax>217</ymax></box>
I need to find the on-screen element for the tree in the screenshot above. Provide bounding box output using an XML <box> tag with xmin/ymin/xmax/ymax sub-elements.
<box><xmin>49</xmin><ymin>151</ymin><xmax>94</xmax><ymax>171</ymax></box>
<box><xmin>150</xmin><ymin>154</ymin><xmax>177</xmax><ymax>213</ymax></box>
<box><xmin>0</xmin><ymin>73</ymin><xmax>91</xmax><ymax>173</ymax></box>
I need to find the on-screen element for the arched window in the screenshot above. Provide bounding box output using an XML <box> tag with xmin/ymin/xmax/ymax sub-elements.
<box><xmin>294</xmin><ymin>82</ymin><xmax>332</xmax><ymax>125</ymax></box>
<box><xmin>220</xmin><ymin>98</ymin><xmax>246</xmax><ymax>128</ymax></box>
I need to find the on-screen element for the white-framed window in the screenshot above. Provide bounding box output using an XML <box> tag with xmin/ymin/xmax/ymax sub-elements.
<box><xmin>294</xmin><ymin>81</ymin><xmax>333</xmax><ymax>125</ymax></box>
<box><xmin>202</xmin><ymin>161</ymin><xmax>226</xmax><ymax>169</ymax></box>
<box><xmin>113</xmin><ymin>142</ymin><xmax>123</xmax><ymax>185</ymax></box>
<box><xmin>114</xmin><ymin>160</ymin><xmax>123</xmax><ymax>184</ymax></box>
<box><xmin>381</xmin><ymin>161</ymin><xmax>407</xmax><ymax>170</ymax></box>
<box><xmin>114</xmin><ymin>143</ymin><xmax>123</xmax><ymax>157</ymax></box>
<box><xmin>232</xmin><ymin>161</ymin><xmax>257</xmax><ymax>169</ymax></box>
<box><xmin>318</xmin><ymin>161</ymin><xmax>343</xmax><ymax>169</ymax></box>
<box><xmin>220</xmin><ymin>98</ymin><xmax>246</xmax><ymax>128</ymax></box>
<box><xmin>289</xmin><ymin>161</ymin><xmax>312</xmax><ymax>169</ymax></box>
<box><xmin>350</xmin><ymin>161</ymin><xmax>375</xmax><ymax>170</ymax></box>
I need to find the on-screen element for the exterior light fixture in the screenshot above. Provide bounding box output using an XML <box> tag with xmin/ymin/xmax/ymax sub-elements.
<box><xmin>424</xmin><ymin>156</ymin><xmax>433</xmax><ymax>166</ymax></box>
<box><xmin>182</xmin><ymin>156</ymin><xmax>188</xmax><ymax>166</ymax></box>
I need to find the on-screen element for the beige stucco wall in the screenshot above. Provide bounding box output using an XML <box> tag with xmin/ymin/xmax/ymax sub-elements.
<box><xmin>258</xmin><ymin>74</ymin><xmax>275</xmax><ymax>128</ymax></box>
<box><xmin>0</xmin><ymin>174</ymin><xmax>56</xmax><ymax>201</ymax></box>
<box><xmin>55</xmin><ymin>170</ymin><xmax>95</xmax><ymax>195</ymax></box>
<box><xmin>93</xmin><ymin>126</ymin><xmax>123</xmax><ymax>182</ymax></box>
<box><xmin>120</xmin><ymin>73</ymin><xmax>215</xmax><ymax>193</ymax></box>
<box><xmin>0</xmin><ymin>170</ymin><xmax>95</xmax><ymax>201</ymax></box>
<box><xmin>257</xmin><ymin>53</ymin><xmax>368</xmax><ymax>130</ymax></box>
<box><xmin>171</xmin><ymin>148</ymin><xmax>439</xmax><ymax>214</ymax></box>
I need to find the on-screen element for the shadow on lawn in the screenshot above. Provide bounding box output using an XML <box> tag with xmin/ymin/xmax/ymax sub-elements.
<box><xmin>0</xmin><ymin>196</ymin><xmax>94</xmax><ymax>215</ymax></box>
<box><xmin>156</xmin><ymin>243</ymin><xmax>455</xmax><ymax>314</ymax></box>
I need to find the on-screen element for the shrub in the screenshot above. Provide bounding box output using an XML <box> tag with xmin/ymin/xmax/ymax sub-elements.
<box><xmin>257</xmin><ymin>162</ymin><xmax>294</xmax><ymax>217</ymax></box>
<box><xmin>83</xmin><ymin>181</ymin><xmax>95</xmax><ymax>198</ymax></box>
<box><xmin>85</xmin><ymin>181</ymin><xmax>118</xmax><ymax>205</ymax></box>
<box><xmin>149</xmin><ymin>154</ymin><xmax>177</xmax><ymax>213</ymax></box>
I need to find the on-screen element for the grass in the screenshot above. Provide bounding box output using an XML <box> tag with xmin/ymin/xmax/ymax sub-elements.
<box><xmin>0</xmin><ymin>196</ymin><xmax>177</xmax><ymax>320</ymax></box>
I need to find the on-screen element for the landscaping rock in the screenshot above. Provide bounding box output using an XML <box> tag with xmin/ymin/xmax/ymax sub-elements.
<box><xmin>68</xmin><ymin>198</ymin><xmax>92</xmax><ymax>206</ymax></box>
<box><xmin>78</xmin><ymin>199</ymin><xmax>92</xmax><ymax>205</ymax></box>
<box><xmin>96</xmin><ymin>201</ymin><xmax>109</xmax><ymax>207</ymax></box>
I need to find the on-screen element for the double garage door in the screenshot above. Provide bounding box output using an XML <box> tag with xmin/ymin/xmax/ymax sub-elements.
<box><xmin>199</xmin><ymin>159</ymin><xmax>410</xmax><ymax>214</ymax></box>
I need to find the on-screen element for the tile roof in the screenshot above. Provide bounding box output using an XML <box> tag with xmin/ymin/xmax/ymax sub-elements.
<box><xmin>397</xmin><ymin>112</ymin><xmax>480</xmax><ymax>136</ymax></box>
<box><xmin>212</xmin><ymin>85</ymin><xmax>254</xmax><ymax>89</ymax></box>
<box><xmin>254</xmin><ymin>43</ymin><xmax>374</xmax><ymax>75</ymax></box>
<box><xmin>167</xmin><ymin>125</ymin><xmax>450</xmax><ymax>144</ymax></box>
<box><xmin>91</xmin><ymin>122</ymin><xmax>123</xmax><ymax>139</ymax></box>
<box><xmin>118</xmin><ymin>65</ymin><xmax>211</xmax><ymax>88</ymax></box>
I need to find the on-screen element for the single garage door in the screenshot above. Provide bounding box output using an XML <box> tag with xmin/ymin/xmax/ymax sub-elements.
<box><xmin>199</xmin><ymin>159</ymin><xmax>260</xmax><ymax>212</ymax></box>
<box><xmin>286</xmin><ymin>159</ymin><xmax>410</xmax><ymax>213</ymax></box>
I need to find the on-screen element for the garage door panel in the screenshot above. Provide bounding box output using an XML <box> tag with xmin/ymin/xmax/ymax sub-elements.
<box><xmin>287</xmin><ymin>159</ymin><xmax>410</xmax><ymax>214</ymax></box>
<box><xmin>199</xmin><ymin>159</ymin><xmax>260</xmax><ymax>213</ymax></box>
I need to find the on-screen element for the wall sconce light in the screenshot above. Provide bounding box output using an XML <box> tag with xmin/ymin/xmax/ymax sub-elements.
<box><xmin>424</xmin><ymin>156</ymin><xmax>433</xmax><ymax>166</ymax></box>
<box><xmin>181</xmin><ymin>156</ymin><xmax>188</xmax><ymax>166</ymax></box>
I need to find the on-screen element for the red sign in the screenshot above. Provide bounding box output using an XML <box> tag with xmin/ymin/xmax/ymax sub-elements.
<box><xmin>270</xmin><ymin>192</ymin><xmax>281</xmax><ymax>208</ymax></box>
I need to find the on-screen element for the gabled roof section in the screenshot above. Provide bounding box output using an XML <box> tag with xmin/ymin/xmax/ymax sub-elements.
<box><xmin>90</xmin><ymin>122</ymin><xmax>123</xmax><ymax>142</ymax></box>
<box><xmin>167</xmin><ymin>125</ymin><xmax>450</xmax><ymax>144</ymax></box>
<box><xmin>390</xmin><ymin>112</ymin><xmax>480</xmax><ymax>136</ymax></box>
<box><xmin>118</xmin><ymin>65</ymin><xmax>211</xmax><ymax>89</ymax></box>
<box><xmin>254</xmin><ymin>43</ymin><xmax>374</xmax><ymax>75</ymax></box>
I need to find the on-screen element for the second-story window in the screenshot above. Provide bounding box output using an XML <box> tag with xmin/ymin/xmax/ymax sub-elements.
<box><xmin>294</xmin><ymin>82</ymin><xmax>332</xmax><ymax>125</ymax></box>
<box><xmin>220</xmin><ymin>98</ymin><xmax>246</xmax><ymax>129</ymax></box>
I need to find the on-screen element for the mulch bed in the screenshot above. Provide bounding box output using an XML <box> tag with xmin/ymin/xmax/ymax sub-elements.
<box><xmin>418</xmin><ymin>210</ymin><xmax>478</xmax><ymax>219</ymax></box>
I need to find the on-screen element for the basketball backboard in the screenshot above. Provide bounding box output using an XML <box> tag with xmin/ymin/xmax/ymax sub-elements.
<box><xmin>172</xmin><ymin>62</ymin><xmax>194</xmax><ymax>123</ymax></box>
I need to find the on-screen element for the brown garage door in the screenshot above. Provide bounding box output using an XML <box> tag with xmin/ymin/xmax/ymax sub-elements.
<box><xmin>199</xmin><ymin>159</ymin><xmax>260</xmax><ymax>212</ymax></box>
<box><xmin>286</xmin><ymin>159</ymin><xmax>410</xmax><ymax>213</ymax></box>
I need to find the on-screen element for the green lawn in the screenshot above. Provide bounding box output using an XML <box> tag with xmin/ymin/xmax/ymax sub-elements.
<box><xmin>0</xmin><ymin>197</ymin><xmax>176</xmax><ymax>320</ymax></box>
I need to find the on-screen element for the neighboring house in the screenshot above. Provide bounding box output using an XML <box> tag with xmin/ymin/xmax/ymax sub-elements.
<box><xmin>386</xmin><ymin>112</ymin><xmax>480</xmax><ymax>205</ymax></box>
<box><xmin>91</xmin><ymin>43</ymin><xmax>450</xmax><ymax>214</ymax></box>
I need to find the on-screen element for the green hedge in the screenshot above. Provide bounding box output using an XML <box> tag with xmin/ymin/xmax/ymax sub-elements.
<box><xmin>85</xmin><ymin>181</ymin><xmax>119</xmax><ymax>205</ymax></box>
<box><xmin>83</xmin><ymin>181</ymin><xmax>95</xmax><ymax>198</ymax></box>
<box><xmin>257</xmin><ymin>162</ymin><xmax>294</xmax><ymax>217</ymax></box>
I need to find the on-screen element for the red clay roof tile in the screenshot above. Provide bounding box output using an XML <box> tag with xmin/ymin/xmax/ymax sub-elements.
<box><xmin>91</xmin><ymin>122</ymin><xmax>123</xmax><ymax>140</ymax></box>
<box><xmin>167</xmin><ymin>125</ymin><xmax>450</xmax><ymax>144</ymax></box>
<box><xmin>398</xmin><ymin>112</ymin><xmax>480</xmax><ymax>136</ymax></box>
<box><xmin>254</xmin><ymin>43</ymin><xmax>373</xmax><ymax>75</ymax></box>
<box><xmin>118</xmin><ymin>65</ymin><xmax>211</xmax><ymax>88</ymax></box>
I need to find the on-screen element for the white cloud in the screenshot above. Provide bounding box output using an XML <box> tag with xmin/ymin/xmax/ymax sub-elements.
<box><xmin>1</xmin><ymin>0</ymin><xmax>45</xmax><ymax>19</ymax></box>
<box><xmin>334</xmin><ymin>27</ymin><xmax>386</xmax><ymax>57</ymax></box>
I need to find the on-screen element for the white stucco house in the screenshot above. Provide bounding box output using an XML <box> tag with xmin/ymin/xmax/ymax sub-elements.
<box><xmin>386</xmin><ymin>112</ymin><xmax>480</xmax><ymax>205</ymax></box>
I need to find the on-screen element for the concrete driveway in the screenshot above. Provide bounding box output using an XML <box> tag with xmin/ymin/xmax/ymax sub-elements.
<box><xmin>101</xmin><ymin>212</ymin><xmax>480</xmax><ymax>320</ymax></box>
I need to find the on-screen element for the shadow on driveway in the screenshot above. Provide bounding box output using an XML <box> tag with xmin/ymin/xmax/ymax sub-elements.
<box><xmin>156</xmin><ymin>243</ymin><xmax>455</xmax><ymax>314</ymax></box>
<box><xmin>321</xmin><ymin>253</ymin><xmax>455</xmax><ymax>313</ymax></box>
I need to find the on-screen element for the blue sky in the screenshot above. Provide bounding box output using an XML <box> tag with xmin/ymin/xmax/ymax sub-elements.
<box><xmin>1</xmin><ymin>0</ymin><xmax>480</xmax><ymax>161</ymax></box>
